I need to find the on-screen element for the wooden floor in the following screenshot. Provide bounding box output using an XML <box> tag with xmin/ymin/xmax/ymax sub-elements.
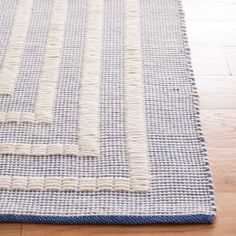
<box><xmin>1</xmin><ymin>0</ymin><xmax>236</xmax><ymax>235</ymax></box>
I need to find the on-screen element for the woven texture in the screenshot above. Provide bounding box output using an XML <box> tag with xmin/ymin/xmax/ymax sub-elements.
<box><xmin>0</xmin><ymin>0</ymin><xmax>216</xmax><ymax>224</ymax></box>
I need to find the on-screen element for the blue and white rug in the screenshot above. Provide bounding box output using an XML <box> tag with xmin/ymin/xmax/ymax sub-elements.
<box><xmin>0</xmin><ymin>0</ymin><xmax>216</xmax><ymax>224</ymax></box>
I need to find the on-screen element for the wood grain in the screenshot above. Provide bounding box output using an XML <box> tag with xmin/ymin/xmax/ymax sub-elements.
<box><xmin>208</xmin><ymin>148</ymin><xmax>236</xmax><ymax>192</ymax></box>
<box><xmin>190</xmin><ymin>46</ymin><xmax>230</xmax><ymax>75</ymax></box>
<box><xmin>196</xmin><ymin>76</ymin><xmax>236</xmax><ymax>109</ymax></box>
<box><xmin>225</xmin><ymin>47</ymin><xmax>236</xmax><ymax>75</ymax></box>
<box><xmin>201</xmin><ymin>109</ymin><xmax>236</xmax><ymax>147</ymax></box>
<box><xmin>186</xmin><ymin>20</ymin><xmax>236</xmax><ymax>47</ymax></box>
<box><xmin>1</xmin><ymin>0</ymin><xmax>236</xmax><ymax>235</ymax></box>
<box><xmin>182</xmin><ymin>0</ymin><xmax>236</xmax><ymax>21</ymax></box>
<box><xmin>0</xmin><ymin>224</ymin><xmax>22</xmax><ymax>236</ymax></box>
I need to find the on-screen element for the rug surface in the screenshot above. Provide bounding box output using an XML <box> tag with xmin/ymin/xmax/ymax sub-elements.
<box><xmin>0</xmin><ymin>0</ymin><xmax>216</xmax><ymax>224</ymax></box>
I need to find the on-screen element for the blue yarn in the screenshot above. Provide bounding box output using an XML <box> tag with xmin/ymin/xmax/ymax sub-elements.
<box><xmin>0</xmin><ymin>214</ymin><xmax>215</xmax><ymax>224</ymax></box>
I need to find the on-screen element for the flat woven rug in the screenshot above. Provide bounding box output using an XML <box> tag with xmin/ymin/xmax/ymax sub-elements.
<box><xmin>0</xmin><ymin>0</ymin><xmax>216</xmax><ymax>224</ymax></box>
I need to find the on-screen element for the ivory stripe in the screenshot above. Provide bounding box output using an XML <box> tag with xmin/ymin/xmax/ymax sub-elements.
<box><xmin>78</xmin><ymin>0</ymin><xmax>103</xmax><ymax>156</ymax></box>
<box><xmin>124</xmin><ymin>0</ymin><xmax>149</xmax><ymax>191</ymax></box>
<box><xmin>0</xmin><ymin>112</ymin><xmax>36</xmax><ymax>123</ymax></box>
<box><xmin>34</xmin><ymin>0</ymin><xmax>67</xmax><ymax>123</ymax></box>
<box><xmin>0</xmin><ymin>176</ymin><xmax>134</xmax><ymax>192</ymax></box>
<box><xmin>0</xmin><ymin>0</ymin><xmax>33</xmax><ymax>95</ymax></box>
<box><xmin>0</xmin><ymin>144</ymin><xmax>80</xmax><ymax>156</ymax></box>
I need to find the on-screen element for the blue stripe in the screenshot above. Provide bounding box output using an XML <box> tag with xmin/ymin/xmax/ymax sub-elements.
<box><xmin>0</xmin><ymin>214</ymin><xmax>215</xmax><ymax>224</ymax></box>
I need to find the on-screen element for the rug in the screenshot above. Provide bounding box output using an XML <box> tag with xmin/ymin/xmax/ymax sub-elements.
<box><xmin>0</xmin><ymin>0</ymin><xmax>216</xmax><ymax>224</ymax></box>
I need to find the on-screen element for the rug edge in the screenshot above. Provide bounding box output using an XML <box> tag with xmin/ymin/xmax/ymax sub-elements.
<box><xmin>177</xmin><ymin>0</ymin><xmax>217</xmax><ymax>218</ymax></box>
<box><xmin>0</xmin><ymin>214</ymin><xmax>215</xmax><ymax>224</ymax></box>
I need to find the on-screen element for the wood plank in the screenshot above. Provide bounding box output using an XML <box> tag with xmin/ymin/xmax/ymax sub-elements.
<box><xmin>196</xmin><ymin>76</ymin><xmax>236</xmax><ymax>109</ymax></box>
<box><xmin>224</xmin><ymin>47</ymin><xmax>236</xmax><ymax>75</ymax></box>
<box><xmin>183</xmin><ymin>0</ymin><xmax>236</xmax><ymax>21</ymax></box>
<box><xmin>196</xmin><ymin>75</ymin><xmax>236</xmax><ymax>81</ymax></box>
<box><xmin>208</xmin><ymin>148</ymin><xmax>236</xmax><ymax>192</ymax></box>
<box><xmin>186</xmin><ymin>20</ymin><xmax>236</xmax><ymax>46</ymax></box>
<box><xmin>0</xmin><ymin>224</ymin><xmax>22</xmax><ymax>236</ymax></box>
<box><xmin>201</xmin><ymin>109</ymin><xmax>236</xmax><ymax>147</ymax></box>
<box><xmin>190</xmin><ymin>46</ymin><xmax>230</xmax><ymax>75</ymax></box>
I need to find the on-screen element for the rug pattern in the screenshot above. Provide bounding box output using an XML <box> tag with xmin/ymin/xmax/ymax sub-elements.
<box><xmin>0</xmin><ymin>0</ymin><xmax>216</xmax><ymax>224</ymax></box>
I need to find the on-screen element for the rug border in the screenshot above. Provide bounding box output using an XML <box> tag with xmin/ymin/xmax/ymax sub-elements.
<box><xmin>0</xmin><ymin>214</ymin><xmax>215</xmax><ymax>224</ymax></box>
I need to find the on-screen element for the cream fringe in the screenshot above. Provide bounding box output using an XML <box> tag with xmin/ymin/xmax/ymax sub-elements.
<box><xmin>0</xmin><ymin>176</ymin><xmax>135</xmax><ymax>192</ymax></box>
<box><xmin>78</xmin><ymin>0</ymin><xmax>103</xmax><ymax>156</ymax></box>
<box><xmin>34</xmin><ymin>0</ymin><xmax>67</xmax><ymax>123</ymax></box>
<box><xmin>124</xmin><ymin>0</ymin><xmax>149</xmax><ymax>191</ymax></box>
<box><xmin>0</xmin><ymin>143</ymin><xmax>80</xmax><ymax>156</ymax></box>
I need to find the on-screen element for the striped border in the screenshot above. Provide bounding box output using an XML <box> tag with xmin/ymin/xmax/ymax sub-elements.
<box><xmin>0</xmin><ymin>0</ymin><xmax>33</xmax><ymax>95</ymax></box>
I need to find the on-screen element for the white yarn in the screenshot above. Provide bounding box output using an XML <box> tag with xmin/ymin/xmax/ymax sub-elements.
<box><xmin>78</xmin><ymin>0</ymin><xmax>104</xmax><ymax>157</ymax></box>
